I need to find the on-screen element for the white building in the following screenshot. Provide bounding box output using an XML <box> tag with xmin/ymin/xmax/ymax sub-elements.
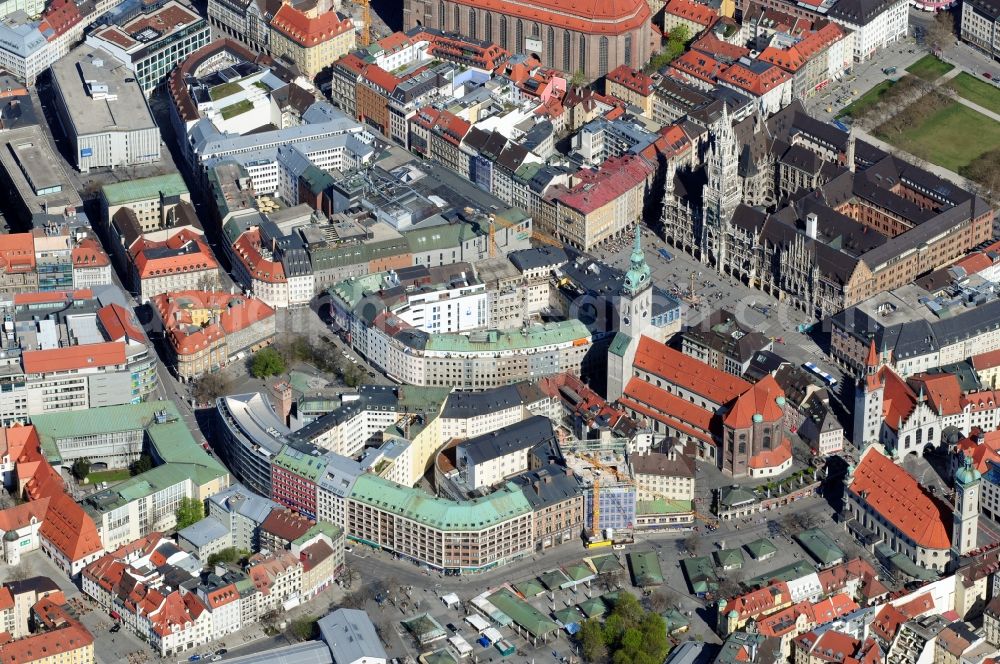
<box><xmin>50</xmin><ymin>46</ymin><xmax>161</xmax><ymax>173</ymax></box>
<box><xmin>0</xmin><ymin>11</ymin><xmax>53</xmax><ymax>84</ymax></box>
<box><xmin>828</xmin><ymin>0</ymin><xmax>909</xmax><ymax>61</ymax></box>
<box><xmin>454</xmin><ymin>416</ymin><xmax>554</xmax><ymax>491</ymax></box>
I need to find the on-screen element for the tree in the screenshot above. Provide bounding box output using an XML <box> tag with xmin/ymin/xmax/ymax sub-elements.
<box><xmin>578</xmin><ymin>619</ymin><xmax>608</xmax><ymax>663</ymax></box>
<box><xmin>645</xmin><ymin>25</ymin><xmax>691</xmax><ymax>72</ymax></box>
<box><xmin>71</xmin><ymin>458</ymin><xmax>92</xmax><ymax>481</ymax></box>
<box><xmin>175</xmin><ymin>496</ymin><xmax>204</xmax><ymax>530</ymax></box>
<box><xmin>207</xmin><ymin>547</ymin><xmax>249</xmax><ymax>567</ymax></box>
<box><xmin>570</xmin><ymin>70</ymin><xmax>588</xmax><ymax>88</ymax></box>
<box><xmin>250</xmin><ymin>347</ymin><xmax>286</xmax><ymax>379</ymax></box>
<box><xmin>684</xmin><ymin>533</ymin><xmax>701</xmax><ymax>556</ymax></box>
<box><xmin>130</xmin><ymin>453</ymin><xmax>153</xmax><ymax>476</ymax></box>
<box><xmin>645</xmin><ymin>587</ymin><xmax>678</xmax><ymax>613</ymax></box>
<box><xmin>340</xmin><ymin>563</ymin><xmax>361</xmax><ymax>590</ymax></box>
<box><xmin>289</xmin><ymin>616</ymin><xmax>317</xmax><ymax>641</ymax></box>
<box><xmin>925</xmin><ymin>11</ymin><xmax>956</xmax><ymax>52</ymax></box>
<box><xmin>192</xmin><ymin>373</ymin><xmax>230</xmax><ymax>404</ymax></box>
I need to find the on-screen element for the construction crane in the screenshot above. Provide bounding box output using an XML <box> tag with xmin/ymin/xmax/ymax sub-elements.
<box><xmin>488</xmin><ymin>218</ymin><xmax>496</xmax><ymax>258</ymax></box>
<box><xmin>532</xmin><ymin>229</ymin><xmax>564</xmax><ymax>249</ymax></box>
<box><xmin>581</xmin><ymin>451</ymin><xmax>632</xmax><ymax>548</ymax></box>
<box><xmin>356</xmin><ymin>0</ymin><xmax>371</xmax><ymax>47</ymax></box>
<box><xmin>583</xmin><ymin>450</ymin><xmax>720</xmax><ymax>532</ymax></box>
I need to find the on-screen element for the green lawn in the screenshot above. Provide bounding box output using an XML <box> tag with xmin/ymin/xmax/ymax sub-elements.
<box><xmin>837</xmin><ymin>80</ymin><xmax>895</xmax><ymax>118</ymax></box>
<box><xmin>946</xmin><ymin>72</ymin><xmax>1000</xmax><ymax>114</ymax></box>
<box><xmin>905</xmin><ymin>54</ymin><xmax>954</xmax><ymax>81</ymax></box>
<box><xmin>879</xmin><ymin>102</ymin><xmax>1000</xmax><ymax>172</ymax></box>
<box><xmin>220</xmin><ymin>99</ymin><xmax>254</xmax><ymax>120</ymax></box>
<box><xmin>209</xmin><ymin>82</ymin><xmax>243</xmax><ymax>101</ymax></box>
<box><xmin>87</xmin><ymin>468</ymin><xmax>131</xmax><ymax>484</ymax></box>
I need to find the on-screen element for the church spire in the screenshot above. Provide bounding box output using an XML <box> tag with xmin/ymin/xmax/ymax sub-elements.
<box><xmin>623</xmin><ymin>223</ymin><xmax>651</xmax><ymax>296</ymax></box>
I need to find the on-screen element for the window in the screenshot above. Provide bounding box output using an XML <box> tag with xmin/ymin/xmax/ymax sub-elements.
<box><xmin>499</xmin><ymin>15</ymin><xmax>508</xmax><ymax>50</ymax></box>
<box><xmin>468</xmin><ymin>8</ymin><xmax>476</xmax><ymax>38</ymax></box>
<box><xmin>599</xmin><ymin>36</ymin><xmax>608</xmax><ymax>76</ymax></box>
<box><xmin>485</xmin><ymin>12</ymin><xmax>492</xmax><ymax>42</ymax></box>
<box><xmin>563</xmin><ymin>31</ymin><xmax>570</xmax><ymax>72</ymax></box>
<box><xmin>454</xmin><ymin>5</ymin><xmax>460</xmax><ymax>30</ymax></box>
<box><xmin>579</xmin><ymin>34</ymin><xmax>586</xmax><ymax>73</ymax></box>
<box><xmin>438</xmin><ymin>0</ymin><xmax>444</xmax><ymax>27</ymax></box>
<box><xmin>625</xmin><ymin>34</ymin><xmax>632</xmax><ymax>66</ymax></box>
<box><xmin>516</xmin><ymin>19</ymin><xmax>523</xmax><ymax>50</ymax></box>
<box><xmin>547</xmin><ymin>26</ymin><xmax>554</xmax><ymax>65</ymax></box>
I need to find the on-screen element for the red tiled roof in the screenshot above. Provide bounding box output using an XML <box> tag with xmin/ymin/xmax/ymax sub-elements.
<box><xmin>260</xmin><ymin>508</ymin><xmax>314</xmax><ymax>541</ymax></box>
<box><xmin>724</xmin><ymin>374</ymin><xmax>785</xmax><ymax>428</ymax></box>
<box><xmin>811</xmin><ymin>631</ymin><xmax>860</xmax><ymax>663</ymax></box>
<box><xmin>554</xmin><ymin>155</ymin><xmax>653</xmax><ymax>215</ymax></box>
<box><xmin>622</xmin><ymin>377</ymin><xmax>715</xmax><ymax>437</ymax></box>
<box><xmin>878</xmin><ymin>367</ymin><xmax>917</xmax><ymax>432</ymax></box>
<box><xmin>634</xmin><ymin>337</ymin><xmax>751</xmax><ymax>406</ymax></box>
<box><xmin>151</xmin><ymin>290</ymin><xmax>275</xmax><ymax>357</ymax></box>
<box><xmin>848</xmin><ymin>447</ymin><xmax>951</xmax><ymax>550</ymax></box>
<box><xmin>0</xmin><ymin>234</ymin><xmax>35</xmax><ymax>273</ymax></box>
<box><xmin>22</xmin><ymin>342</ymin><xmax>125</xmax><ymax>375</ymax></box>
<box><xmin>362</xmin><ymin>64</ymin><xmax>400</xmax><ymax>93</ymax></box>
<box><xmin>718</xmin><ymin>61</ymin><xmax>792</xmax><ymax>96</ymax></box>
<box><xmin>232</xmin><ymin>229</ymin><xmax>285</xmax><ymax>284</ymax></box>
<box><xmin>907</xmin><ymin>373</ymin><xmax>963</xmax><ymax>416</ymax></box>
<box><xmin>71</xmin><ymin>239</ymin><xmax>110</xmax><ymax>269</ymax></box>
<box><xmin>606</xmin><ymin>65</ymin><xmax>655</xmax><ymax>97</ymax></box>
<box><xmin>664</xmin><ymin>0</ymin><xmax>717</xmax><ymax>26</ymax></box>
<box><xmin>39</xmin><ymin>493</ymin><xmax>103</xmax><ymax>562</ymax></box>
<box><xmin>669</xmin><ymin>50</ymin><xmax>727</xmax><ymax>85</ymax></box>
<box><xmin>0</xmin><ymin>500</ymin><xmax>47</xmax><ymax>533</ymax></box>
<box><xmin>748</xmin><ymin>437</ymin><xmax>792</xmax><ymax>469</ymax></box>
<box><xmin>691</xmin><ymin>32</ymin><xmax>750</xmax><ymax>61</ymax></box>
<box><xmin>973</xmin><ymin>349</ymin><xmax>1000</xmax><ymax>371</ymax></box>
<box><xmin>13</xmin><ymin>290</ymin><xmax>92</xmax><ymax>306</ymax></box>
<box><xmin>425</xmin><ymin>0</ymin><xmax>650</xmax><ymax>35</ymax></box>
<box><xmin>956</xmin><ymin>430</ymin><xmax>1000</xmax><ymax>472</ymax></box>
<box><xmin>963</xmin><ymin>389</ymin><xmax>1000</xmax><ymax>413</ymax></box>
<box><xmin>0</xmin><ymin>620</ymin><xmax>92</xmax><ymax>664</ymax></box>
<box><xmin>377</xmin><ymin>31</ymin><xmax>411</xmax><ymax>52</ymax></box>
<box><xmin>269</xmin><ymin>4</ymin><xmax>353</xmax><ymax>47</ymax></box>
<box><xmin>130</xmin><ymin>228</ymin><xmax>218</xmax><ymax>280</ymax></box>
<box><xmin>98</xmin><ymin>303</ymin><xmax>145</xmax><ymax>343</ymax></box>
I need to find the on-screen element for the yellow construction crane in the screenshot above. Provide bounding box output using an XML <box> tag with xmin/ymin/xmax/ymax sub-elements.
<box><xmin>488</xmin><ymin>218</ymin><xmax>497</xmax><ymax>258</ymax></box>
<box><xmin>583</xmin><ymin>450</ymin><xmax>720</xmax><ymax>530</ymax></box>
<box><xmin>356</xmin><ymin>0</ymin><xmax>371</xmax><ymax>47</ymax></box>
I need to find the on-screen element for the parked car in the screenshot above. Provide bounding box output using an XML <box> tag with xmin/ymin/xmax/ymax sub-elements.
<box><xmin>188</xmin><ymin>656</ymin><xmax>201</xmax><ymax>662</ymax></box>
<box><xmin>215</xmin><ymin>650</ymin><xmax>227</xmax><ymax>656</ymax></box>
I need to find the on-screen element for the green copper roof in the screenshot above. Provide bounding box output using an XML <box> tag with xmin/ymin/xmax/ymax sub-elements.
<box><xmin>273</xmin><ymin>446</ymin><xmax>329</xmax><ymax>482</ymax></box>
<box><xmin>956</xmin><ymin>455</ymin><xmax>982</xmax><ymax>486</ymax></box>
<box><xmin>348</xmin><ymin>474</ymin><xmax>532</xmax><ymax>531</ymax></box>
<box><xmin>743</xmin><ymin>538</ymin><xmax>778</xmax><ymax>560</ymax></box>
<box><xmin>622</xmin><ymin>223</ymin><xmax>651</xmax><ymax>295</ymax></box>
<box><xmin>102</xmin><ymin>174</ymin><xmax>189</xmax><ymax>206</ymax></box>
<box><xmin>487</xmin><ymin>588</ymin><xmax>559</xmax><ymax>639</ymax></box>
<box><xmin>628</xmin><ymin>551</ymin><xmax>664</xmax><ymax>587</ymax></box>
<box><xmin>32</xmin><ymin>400</ymin><xmax>183</xmax><ymax>462</ymax></box>
<box><xmin>608</xmin><ymin>331</ymin><xmax>632</xmax><ymax>358</ymax></box>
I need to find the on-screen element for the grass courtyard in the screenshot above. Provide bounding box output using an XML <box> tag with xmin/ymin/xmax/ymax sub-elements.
<box><xmin>877</xmin><ymin>102</ymin><xmax>1000</xmax><ymax>172</ymax></box>
<box><xmin>905</xmin><ymin>54</ymin><xmax>954</xmax><ymax>81</ymax></box>
<box><xmin>87</xmin><ymin>468</ymin><xmax>132</xmax><ymax>485</ymax></box>
<box><xmin>837</xmin><ymin>79</ymin><xmax>895</xmax><ymax>118</ymax></box>
<box><xmin>946</xmin><ymin>72</ymin><xmax>1000</xmax><ymax>114</ymax></box>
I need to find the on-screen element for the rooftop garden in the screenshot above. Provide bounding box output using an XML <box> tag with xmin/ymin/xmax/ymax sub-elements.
<box><xmin>220</xmin><ymin>99</ymin><xmax>254</xmax><ymax>120</ymax></box>
<box><xmin>209</xmin><ymin>81</ymin><xmax>243</xmax><ymax>101</ymax></box>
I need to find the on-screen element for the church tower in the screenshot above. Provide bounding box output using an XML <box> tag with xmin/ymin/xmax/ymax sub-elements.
<box><xmin>607</xmin><ymin>223</ymin><xmax>652</xmax><ymax>402</ymax></box>
<box><xmin>701</xmin><ymin>106</ymin><xmax>741</xmax><ymax>270</ymax></box>
<box><xmin>952</xmin><ymin>455</ymin><xmax>981</xmax><ymax>563</ymax></box>
<box><xmin>852</xmin><ymin>339</ymin><xmax>885</xmax><ymax>449</ymax></box>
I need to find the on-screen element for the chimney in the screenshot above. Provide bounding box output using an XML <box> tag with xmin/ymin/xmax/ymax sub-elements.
<box><xmin>805</xmin><ymin>212</ymin><xmax>818</xmax><ymax>240</ymax></box>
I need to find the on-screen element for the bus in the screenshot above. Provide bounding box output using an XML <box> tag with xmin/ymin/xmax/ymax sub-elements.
<box><xmin>803</xmin><ymin>362</ymin><xmax>838</xmax><ymax>387</ymax></box>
